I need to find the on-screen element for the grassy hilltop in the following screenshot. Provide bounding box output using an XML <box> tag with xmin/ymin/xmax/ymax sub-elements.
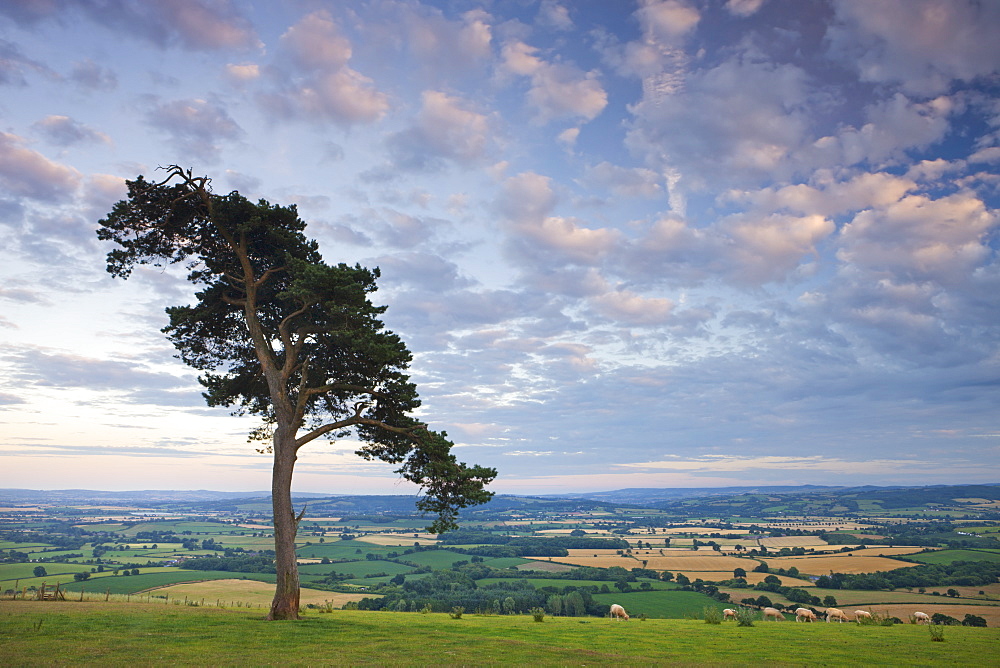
<box><xmin>2</xmin><ymin>600</ymin><xmax>997</xmax><ymax>667</ymax></box>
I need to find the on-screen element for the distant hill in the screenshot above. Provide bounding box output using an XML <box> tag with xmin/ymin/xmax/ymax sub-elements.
<box><xmin>0</xmin><ymin>488</ymin><xmax>330</xmax><ymax>505</ymax></box>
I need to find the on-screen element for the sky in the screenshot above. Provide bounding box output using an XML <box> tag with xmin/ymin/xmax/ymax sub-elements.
<box><xmin>1</xmin><ymin>0</ymin><xmax>998</xmax><ymax>498</ymax></box>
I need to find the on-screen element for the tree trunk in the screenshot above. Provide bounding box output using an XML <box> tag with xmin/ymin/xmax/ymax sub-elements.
<box><xmin>267</xmin><ymin>432</ymin><xmax>301</xmax><ymax>620</ymax></box>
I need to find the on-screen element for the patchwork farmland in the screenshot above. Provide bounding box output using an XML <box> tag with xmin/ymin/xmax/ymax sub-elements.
<box><xmin>2</xmin><ymin>484</ymin><xmax>998</xmax><ymax>633</ymax></box>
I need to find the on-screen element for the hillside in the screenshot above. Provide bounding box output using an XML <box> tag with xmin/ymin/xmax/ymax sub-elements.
<box><xmin>2</xmin><ymin>601</ymin><xmax>996</xmax><ymax>667</ymax></box>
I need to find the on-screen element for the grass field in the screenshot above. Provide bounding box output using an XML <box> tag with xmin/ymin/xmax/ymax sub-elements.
<box><xmin>2</xmin><ymin>600</ymin><xmax>995</xmax><ymax>666</ymax></box>
<box><xmin>908</xmin><ymin>549</ymin><xmax>1000</xmax><ymax>565</ymax></box>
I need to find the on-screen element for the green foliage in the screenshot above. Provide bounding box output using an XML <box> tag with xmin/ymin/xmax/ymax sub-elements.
<box><xmin>531</xmin><ymin>607</ymin><xmax>545</xmax><ymax>622</ymax></box>
<box><xmin>928</xmin><ymin>624</ymin><xmax>946</xmax><ymax>641</ymax></box>
<box><xmin>97</xmin><ymin>167</ymin><xmax>495</xmax><ymax>536</ymax></box>
<box><xmin>962</xmin><ymin>614</ymin><xmax>987</xmax><ymax>627</ymax></box>
<box><xmin>703</xmin><ymin>606</ymin><xmax>722</xmax><ymax>624</ymax></box>
<box><xmin>448</xmin><ymin>606</ymin><xmax>464</xmax><ymax>619</ymax></box>
<box><xmin>734</xmin><ymin>607</ymin><xmax>756</xmax><ymax>627</ymax></box>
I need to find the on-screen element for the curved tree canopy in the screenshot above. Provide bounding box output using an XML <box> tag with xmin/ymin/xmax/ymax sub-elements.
<box><xmin>97</xmin><ymin>166</ymin><xmax>495</xmax><ymax>532</ymax></box>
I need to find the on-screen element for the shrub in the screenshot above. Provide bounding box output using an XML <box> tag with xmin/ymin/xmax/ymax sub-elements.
<box><xmin>449</xmin><ymin>606</ymin><xmax>464</xmax><ymax>619</ymax></box>
<box><xmin>929</xmin><ymin>625</ymin><xmax>945</xmax><ymax>642</ymax></box>
<box><xmin>531</xmin><ymin>607</ymin><xmax>545</xmax><ymax>622</ymax></box>
<box><xmin>962</xmin><ymin>614</ymin><xmax>987</xmax><ymax>627</ymax></box>
<box><xmin>734</xmin><ymin>607</ymin><xmax>756</xmax><ymax>627</ymax></box>
<box><xmin>703</xmin><ymin>606</ymin><xmax>722</xmax><ymax>625</ymax></box>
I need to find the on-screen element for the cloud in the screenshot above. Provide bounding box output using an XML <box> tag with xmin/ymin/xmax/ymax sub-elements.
<box><xmin>499</xmin><ymin>39</ymin><xmax>607</xmax><ymax>124</ymax></box>
<box><xmin>837</xmin><ymin>192</ymin><xmax>997</xmax><ymax>286</ymax></box>
<box><xmin>827</xmin><ymin>0</ymin><xmax>1000</xmax><ymax>95</ymax></box>
<box><xmin>69</xmin><ymin>59</ymin><xmax>117</xmax><ymax>91</ymax></box>
<box><xmin>590</xmin><ymin>290</ymin><xmax>675</xmax><ymax>326</ymax></box>
<box><xmin>538</xmin><ymin>1</ymin><xmax>573</xmax><ymax>31</ymax></box>
<box><xmin>32</xmin><ymin>115</ymin><xmax>111</xmax><ymax>147</ymax></box>
<box><xmin>582</xmin><ymin>162</ymin><xmax>662</xmax><ymax>198</ymax></box>
<box><xmin>0</xmin><ymin>0</ymin><xmax>259</xmax><ymax>51</ymax></box>
<box><xmin>265</xmin><ymin>10</ymin><xmax>388</xmax><ymax>125</ymax></box>
<box><xmin>725</xmin><ymin>0</ymin><xmax>767</xmax><ymax>17</ymax></box>
<box><xmin>392</xmin><ymin>6</ymin><xmax>493</xmax><ymax>76</ymax></box>
<box><xmin>4</xmin><ymin>347</ymin><xmax>202</xmax><ymax>407</ymax></box>
<box><xmin>145</xmin><ymin>98</ymin><xmax>244</xmax><ymax>163</ymax></box>
<box><xmin>224</xmin><ymin>63</ymin><xmax>260</xmax><ymax>84</ymax></box>
<box><xmin>626</xmin><ymin>52</ymin><xmax>811</xmax><ymax>189</ymax></box>
<box><xmin>0</xmin><ymin>133</ymin><xmax>81</xmax><ymax>202</ymax></box>
<box><xmin>0</xmin><ymin>39</ymin><xmax>54</xmax><ymax>86</ymax></box>
<box><xmin>637</xmin><ymin>0</ymin><xmax>701</xmax><ymax>41</ymax></box>
<box><xmin>386</xmin><ymin>90</ymin><xmax>492</xmax><ymax>170</ymax></box>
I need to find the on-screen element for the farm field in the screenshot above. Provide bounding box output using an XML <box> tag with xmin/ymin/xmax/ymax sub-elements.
<box><xmin>672</xmin><ymin>571</ymin><xmax>815</xmax><ymax>587</ymax></box>
<box><xmin>532</xmin><ymin>550</ymin><xmax>751</xmax><ymax>572</ymax></box>
<box><xmin>806</xmin><ymin>587</ymin><xmax>1000</xmax><ymax>608</ymax></box>
<box><xmin>2</xmin><ymin>601</ymin><xmax>995</xmax><ymax>667</ymax></box>
<box><xmin>152</xmin><ymin>579</ymin><xmax>369</xmax><ymax>608</ymax></box>
<box><xmin>355</xmin><ymin>533</ymin><xmax>437</xmax><ymax>546</ymax></box>
<box><xmin>908</xmin><ymin>549</ymin><xmax>1000</xmax><ymax>565</ymax></box>
<box><xmin>764</xmin><ymin>554</ymin><xmax>919</xmax><ymax>575</ymax></box>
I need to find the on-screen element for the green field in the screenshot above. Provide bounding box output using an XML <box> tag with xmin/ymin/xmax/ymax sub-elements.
<box><xmin>908</xmin><ymin>549</ymin><xmax>1000</xmax><ymax>565</ymax></box>
<box><xmin>56</xmin><ymin>569</ymin><xmax>276</xmax><ymax>595</ymax></box>
<box><xmin>4</xmin><ymin>600</ymin><xmax>994</xmax><ymax>666</ymax></box>
<box><xmin>592</xmin><ymin>589</ymin><xmax>731</xmax><ymax>619</ymax></box>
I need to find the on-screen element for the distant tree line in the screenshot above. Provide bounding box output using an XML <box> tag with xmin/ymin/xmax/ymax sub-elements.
<box><xmin>815</xmin><ymin>561</ymin><xmax>1000</xmax><ymax>590</ymax></box>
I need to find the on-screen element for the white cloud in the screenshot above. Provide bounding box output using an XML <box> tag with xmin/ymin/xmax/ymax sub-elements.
<box><xmin>724</xmin><ymin>0</ymin><xmax>766</xmax><ymax>17</ymax></box>
<box><xmin>0</xmin><ymin>133</ymin><xmax>81</xmax><ymax>202</ymax></box>
<box><xmin>828</xmin><ymin>0</ymin><xmax>1000</xmax><ymax>95</ymax></box>
<box><xmin>499</xmin><ymin>39</ymin><xmax>607</xmax><ymax>124</ymax></box>
<box><xmin>269</xmin><ymin>10</ymin><xmax>388</xmax><ymax>125</ymax></box>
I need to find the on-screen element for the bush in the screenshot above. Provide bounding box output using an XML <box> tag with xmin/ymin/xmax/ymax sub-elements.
<box><xmin>929</xmin><ymin>625</ymin><xmax>945</xmax><ymax>642</ymax></box>
<box><xmin>531</xmin><ymin>607</ymin><xmax>545</xmax><ymax>622</ymax></box>
<box><xmin>734</xmin><ymin>607</ymin><xmax>756</xmax><ymax>627</ymax></box>
<box><xmin>962</xmin><ymin>614</ymin><xmax>987</xmax><ymax>627</ymax></box>
<box><xmin>449</xmin><ymin>606</ymin><xmax>464</xmax><ymax>619</ymax></box>
<box><xmin>703</xmin><ymin>606</ymin><xmax>722</xmax><ymax>625</ymax></box>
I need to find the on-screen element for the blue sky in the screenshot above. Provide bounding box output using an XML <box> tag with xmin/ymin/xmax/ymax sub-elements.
<box><xmin>1</xmin><ymin>0</ymin><xmax>998</xmax><ymax>496</ymax></box>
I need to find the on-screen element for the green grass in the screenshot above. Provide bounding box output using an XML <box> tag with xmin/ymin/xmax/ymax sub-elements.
<box><xmin>58</xmin><ymin>570</ymin><xmax>276</xmax><ymax>595</ymax></box>
<box><xmin>908</xmin><ymin>549</ymin><xmax>1000</xmax><ymax>565</ymax></box>
<box><xmin>3</xmin><ymin>600</ymin><xmax>994</xmax><ymax>666</ymax></box>
<box><xmin>592</xmin><ymin>589</ymin><xmax>731</xmax><ymax>619</ymax></box>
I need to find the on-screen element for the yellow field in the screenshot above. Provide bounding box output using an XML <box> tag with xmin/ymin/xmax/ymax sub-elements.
<box><xmin>153</xmin><ymin>579</ymin><xmax>376</xmax><ymax>608</ymax></box>
<box><xmin>764</xmin><ymin>554</ymin><xmax>918</xmax><ymax>575</ymax></box>
<box><xmin>355</xmin><ymin>533</ymin><xmax>437</xmax><ymax>546</ymax></box>
<box><xmin>671</xmin><ymin>571</ymin><xmax>815</xmax><ymax>587</ymax></box>
<box><xmin>758</xmin><ymin>536</ymin><xmax>832</xmax><ymax>549</ymax></box>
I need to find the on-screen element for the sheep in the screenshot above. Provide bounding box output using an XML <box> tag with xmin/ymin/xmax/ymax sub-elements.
<box><xmin>609</xmin><ymin>603</ymin><xmax>629</xmax><ymax>621</ymax></box>
<box><xmin>825</xmin><ymin>607</ymin><xmax>849</xmax><ymax>623</ymax></box>
<box><xmin>763</xmin><ymin>607</ymin><xmax>782</xmax><ymax>621</ymax></box>
<box><xmin>795</xmin><ymin>607</ymin><xmax>817</xmax><ymax>622</ymax></box>
<box><xmin>854</xmin><ymin>610</ymin><xmax>872</xmax><ymax>623</ymax></box>
<box><xmin>723</xmin><ymin>608</ymin><xmax>737</xmax><ymax>621</ymax></box>
<box><xmin>913</xmin><ymin>611</ymin><xmax>930</xmax><ymax>624</ymax></box>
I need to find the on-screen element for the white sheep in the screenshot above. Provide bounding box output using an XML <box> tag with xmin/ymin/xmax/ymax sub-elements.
<box><xmin>913</xmin><ymin>611</ymin><xmax>930</xmax><ymax>624</ymax></box>
<box><xmin>723</xmin><ymin>608</ymin><xmax>737</xmax><ymax>620</ymax></box>
<box><xmin>854</xmin><ymin>610</ymin><xmax>872</xmax><ymax>623</ymax></box>
<box><xmin>609</xmin><ymin>603</ymin><xmax>629</xmax><ymax>621</ymax></box>
<box><xmin>763</xmin><ymin>607</ymin><xmax>782</xmax><ymax>621</ymax></box>
<box><xmin>825</xmin><ymin>607</ymin><xmax>849</xmax><ymax>623</ymax></box>
<box><xmin>795</xmin><ymin>607</ymin><xmax>817</xmax><ymax>622</ymax></box>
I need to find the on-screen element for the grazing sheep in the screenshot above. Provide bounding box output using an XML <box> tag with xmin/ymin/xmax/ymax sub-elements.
<box><xmin>609</xmin><ymin>603</ymin><xmax>629</xmax><ymax>621</ymax></box>
<box><xmin>913</xmin><ymin>611</ymin><xmax>930</xmax><ymax>624</ymax></box>
<box><xmin>723</xmin><ymin>608</ymin><xmax>737</xmax><ymax>621</ymax></box>
<box><xmin>825</xmin><ymin>607</ymin><xmax>849</xmax><ymax>623</ymax></box>
<box><xmin>763</xmin><ymin>607</ymin><xmax>782</xmax><ymax>621</ymax></box>
<box><xmin>854</xmin><ymin>610</ymin><xmax>872</xmax><ymax>623</ymax></box>
<box><xmin>795</xmin><ymin>607</ymin><xmax>817</xmax><ymax>622</ymax></box>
